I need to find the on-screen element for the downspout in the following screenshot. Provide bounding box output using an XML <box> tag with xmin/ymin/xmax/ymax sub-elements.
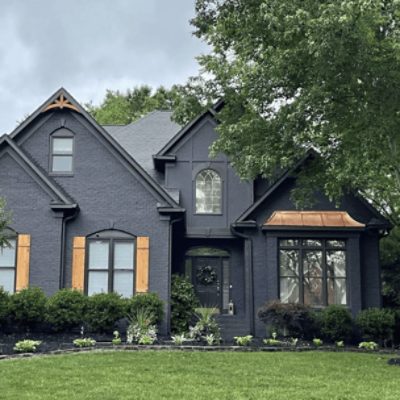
<box><xmin>168</xmin><ymin>216</ymin><xmax>183</xmax><ymax>335</ymax></box>
<box><xmin>230</xmin><ymin>224</ymin><xmax>255</xmax><ymax>336</ymax></box>
<box><xmin>59</xmin><ymin>208</ymin><xmax>79</xmax><ymax>289</ymax></box>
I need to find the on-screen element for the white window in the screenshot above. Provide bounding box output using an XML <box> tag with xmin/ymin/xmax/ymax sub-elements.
<box><xmin>195</xmin><ymin>169</ymin><xmax>222</xmax><ymax>214</ymax></box>
<box><xmin>50</xmin><ymin>129</ymin><xmax>74</xmax><ymax>173</ymax></box>
<box><xmin>0</xmin><ymin>238</ymin><xmax>17</xmax><ymax>293</ymax></box>
<box><xmin>87</xmin><ymin>231</ymin><xmax>135</xmax><ymax>297</ymax></box>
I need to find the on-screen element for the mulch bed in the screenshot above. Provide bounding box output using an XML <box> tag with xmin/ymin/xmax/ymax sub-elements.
<box><xmin>1</xmin><ymin>333</ymin><xmax>399</xmax><ymax>361</ymax></box>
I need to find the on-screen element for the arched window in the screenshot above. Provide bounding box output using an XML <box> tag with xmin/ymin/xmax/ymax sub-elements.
<box><xmin>50</xmin><ymin>128</ymin><xmax>74</xmax><ymax>174</ymax></box>
<box><xmin>195</xmin><ymin>169</ymin><xmax>222</xmax><ymax>214</ymax></box>
<box><xmin>86</xmin><ymin>230</ymin><xmax>135</xmax><ymax>297</ymax></box>
<box><xmin>0</xmin><ymin>228</ymin><xmax>17</xmax><ymax>293</ymax></box>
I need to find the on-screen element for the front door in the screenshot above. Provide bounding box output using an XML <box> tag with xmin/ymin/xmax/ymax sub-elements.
<box><xmin>192</xmin><ymin>257</ymin><xmax>222</xmax><ymax>309</ymax></box>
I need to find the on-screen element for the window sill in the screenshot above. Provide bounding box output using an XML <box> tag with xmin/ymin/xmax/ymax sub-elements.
<box><xmin>49</xmin><ymin>172</ymin><xmax>74</xmax><ymax>177</ymax></box>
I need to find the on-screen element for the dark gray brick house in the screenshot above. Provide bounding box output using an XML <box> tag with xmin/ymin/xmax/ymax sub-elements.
<box><xmin>0</xmin><ymin>88</ymin><xmax>390</xmax><ymax>337</ymax></box>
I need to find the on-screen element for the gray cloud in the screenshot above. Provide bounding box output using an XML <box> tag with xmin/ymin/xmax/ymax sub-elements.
<box><xmin>0</xmin><ymin>0</ymin><xmax>207</xmax><ymax>132</ymax></box>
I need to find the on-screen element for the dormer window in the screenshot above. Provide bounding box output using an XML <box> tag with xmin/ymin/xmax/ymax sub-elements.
<box><xmin>195</xmin><ymin>169</ymin><xmax>222</xmax><ymax>214</ymax></box>
<box><xmin>50</xmin><ymin>129</ymin><xmax>74</xmax><ymax>174</ymax></box>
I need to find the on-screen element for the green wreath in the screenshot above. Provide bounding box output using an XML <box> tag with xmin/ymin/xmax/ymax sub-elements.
<box><xmin>196</xmin><ymin>265</ymin><xmax>217</xmax><ymax>285</ymax></box>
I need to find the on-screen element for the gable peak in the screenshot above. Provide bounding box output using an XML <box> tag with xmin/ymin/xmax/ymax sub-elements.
<box><xmin>42</xmin><ymin>91</ymin><xmax>80</xmax><ymax>113</ymax></box>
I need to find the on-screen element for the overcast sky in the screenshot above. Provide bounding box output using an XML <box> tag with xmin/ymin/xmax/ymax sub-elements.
<box><xmin>0</xmin><ymin>0</ymin><xmax>207</xmax><ymax>133</ymax></box>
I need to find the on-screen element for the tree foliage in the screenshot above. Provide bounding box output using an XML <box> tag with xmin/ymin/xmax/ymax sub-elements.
<box><xmin>86</xmin><ymin>84</ymin><xmax>203</xmax><ymax>126</ymax></box>
<box><xmin>182</xmin><ymin>0</ymin><xmax>400</xmax><ymax>223</ymax></box>
<box><xmin>0</xmin><ymin>198</ymin><xmax>12</xmax><ymax>248</ymax></box>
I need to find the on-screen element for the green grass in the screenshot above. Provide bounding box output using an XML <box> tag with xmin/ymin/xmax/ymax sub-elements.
<box><xmin>0</xmin><ymin>351</ymin><xmax>398</xmax><ymax>399</ymax></box>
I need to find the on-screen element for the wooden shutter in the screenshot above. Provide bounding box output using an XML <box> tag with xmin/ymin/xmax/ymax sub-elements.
<box><xmin>72</xmin><ymin>236</ymin><xmax>86</xmax><ymax>292</ymax></box>
<box><xmin>136</xmin><ymin>236</ymin><xmax>149</xmax><ymax>293</ymax></box>
<box><xmin>16</xmin><ymin>234</ymin><xmax>31</xmax><ymax>291</ymax></box>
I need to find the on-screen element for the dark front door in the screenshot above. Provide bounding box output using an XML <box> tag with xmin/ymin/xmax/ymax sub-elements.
<box><xmin>193</xmin><ymin>257</ymin><xmax>222</xmax><ymax>309</ymax></box>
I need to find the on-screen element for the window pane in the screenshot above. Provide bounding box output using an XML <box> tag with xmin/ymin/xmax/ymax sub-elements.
<box><xmin>279</xmin><ymin>239</ymin><xmax>299</xmax><ymax>247</ymax></box>
<box><xmin>328</xmin><ymin>278</ymin><xmax>347</xmax><ymax>305</ymax></box>
<box><xmin>196</xmin><ymin>169</ymin><xmax>222</xmax><ymax>213</ymax></box>
<box><xmin>302</xmin><ymin>240</ymin><xmax>322</xmax><ymax>247</ymax></box>
<box><xmin>114</xmin><ymin>242</ymin><xmax>134</xmax><ymax>269</ymax></box>
<box><xmin>53</xmin><ymin>138</ymin><xmax>73</xmax><ymax>154</ymax></box>
<box><xmin>222</xmin><ymin>258</ymin><xmax>230</xmax><ymax>311</ymax></box>
<box><xmin>113</xmin><ymin>270</ymin><xmax>134</xmax><ymax>297</ymax></box>
<box><xmin>0</xmin><ymin>269</ymin><xmax>15</xmax><ymax>293</ymax></box>
<box><xmin>280</xmin><ymin>250</ymin><xmax>299</xmax><ymax>277</ymax></box>
<box><xmin>326</xmin><ymin>251</ymin><xmax>346</xmax><ymax>277</ymax></box>
<box><xmin>88</xmin><ymin>271</ymin><xmax>108</xmax><ymax>295</ymax></box>
<box><xmin>52</xmin><ymin>156</ymin><xmax>73</xmax><ymax>172</ymax></box>
<box><xmin>304</xmin><ymin>277</ymin><xmax>323</xmax><ymax>306</ymax></box>
<box><xmin>186</xmin><ymin>247</ymin><xmax>229</xmax><ymax>257</ymax></box>
<box><xmin>0</xmin><ymin>240</ymin><xmax>16</xmax><ymax>267</ymax></box>
<box><xmin>88</xmin><ymin>241</ymin><xmax>109</xmax><ymax>269</ymax></box>
<box><xmin>280</xmin><ymin>277</ymin><xmax>299</xmax><ymax>303</ymax></box>
<box><xmin>303</xmin><ymin>251</ymin><xmax>323</xmax><ymax>277</ymax></box>
<box><xmin>326</xmin><ymin>240</ymin><xmax>345</xmax><ymax>248</ymax></box>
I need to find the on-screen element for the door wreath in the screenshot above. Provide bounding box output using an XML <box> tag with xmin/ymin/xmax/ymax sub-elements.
<box><xmin>196</xmin><ymin>265</ymin><xmax>217</xmax><ymax>285</ymax></box>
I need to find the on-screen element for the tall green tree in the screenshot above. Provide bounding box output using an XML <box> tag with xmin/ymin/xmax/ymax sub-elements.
<box><xmin>181</xmin><ymin>0</ymin><xmax>400</xmax><ymax>224</ymax></box>
<box><xmin>86</xmin><ymin>85</ymin><xmax>203</xmax><ymax>126</ymax></box>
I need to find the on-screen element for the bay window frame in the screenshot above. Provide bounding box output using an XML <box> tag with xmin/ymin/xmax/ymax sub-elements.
<box><xmin>279</xmin><ymin>238</ymin><xmax>347</xmax><ymax>307</ymax></box>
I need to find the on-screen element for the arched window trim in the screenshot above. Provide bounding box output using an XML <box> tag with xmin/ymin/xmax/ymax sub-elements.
<box><xmin>49</xmin><ymin>128</ymin><xmax>74</xmax><ymax>175</ymax></box>
<box><xmin>195</xmin><ymin>168</ymin><xmax>223</xmax><ymax>214</ymax></box>
<box><xmin>85</xmin><ymin>229</ymin><xmax>136</xmax><ymax>297</ymax></box>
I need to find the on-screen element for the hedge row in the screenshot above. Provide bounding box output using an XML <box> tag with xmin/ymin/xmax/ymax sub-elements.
<box><xmin>258</xmin><ymin>301</ymin><xmax>399</xmax><ymax>345</ymax></box>
<box><xmin>0</xmin><ymin>287</ymin><xmax>163</xmax><ymax>333</ymax></box>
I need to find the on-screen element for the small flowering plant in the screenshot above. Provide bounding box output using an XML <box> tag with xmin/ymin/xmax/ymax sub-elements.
<box><xmin>171</xmin><ymin>334</ymin><xmax>187</xmax><ymax>345</ymax></box>
<box><xmin>112</xmin><ymin>330</ymin><xmax>122</xmax><ymax>345</ymax></box>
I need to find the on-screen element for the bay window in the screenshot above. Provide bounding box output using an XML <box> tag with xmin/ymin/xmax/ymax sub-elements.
<box><xmin>279</xmin><ymin>239</ymin><xmax>347</xmax><ymax>306</ymax></box>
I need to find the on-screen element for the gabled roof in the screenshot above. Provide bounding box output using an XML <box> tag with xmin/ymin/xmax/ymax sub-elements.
<box><xmin>0</xmin><ymin>135</ymin><xmax>76</xmax><ymax>208</ymax></box>
<box><xmin>235</xmin><ymin>149</ymin><xmax>391</xmax><ymax>229</ymax></box>
<box><xmin>9</xmin><ymin>88</ymin><xmax>184</xmax><ymax>212</ymax></box>
<box><xmin>104</xmin><ymin>111</ymin><xmax>181</xmax><ymax>181</ymax></box>
<box><xmin>155</xmin><ymin>103</ymin><xmax>221</xmax><ymax>158</ymax></box>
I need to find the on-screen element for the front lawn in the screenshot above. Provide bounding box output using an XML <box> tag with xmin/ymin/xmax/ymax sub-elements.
<box><xmin>0</xmin><ymin>351</ymin><xmax>398</xmax><ymax>399</ymax></box>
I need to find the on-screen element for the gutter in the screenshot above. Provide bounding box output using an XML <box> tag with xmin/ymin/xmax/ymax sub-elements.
<box><xmin>58</xmin><ymin>206</ymin><xmax>80</xmax><ymax>289</ymax></box>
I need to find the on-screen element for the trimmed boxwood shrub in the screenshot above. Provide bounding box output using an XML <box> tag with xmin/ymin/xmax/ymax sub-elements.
<box><xmin>356</xmin><ymin>308</ymin><xmax>395</xmax><ymax>345</ymax></box>
<box><xmin>125</xmin><ymin>293</ymin><xmax>164</xmax><ymax>325</ymax></box>
<box><xmin>9</xmin><ymin>287</ymin><xmax>47</xmax><ymax>330</ymax></box>
<box><xmin>0</xmin><ymin>287</ymin><xmax>10</xmax><ymax>329</ymax></box>
<box><xmin>318</xmin><ymin>305</ymin><xmax>353</xmax><ymax>342</ymax></box>
<box><xmin>258</xmin><ymin>300</ymin><xmax>316</xmax><ymax>338</ymax></box>
<box><xmin>46</xmin><ymin>289</ymin><xmax>88</xmax><ymax>331</ymax></box>
<box><xmin>85</xmin><ymin>292</ymin><xmax>126</xmax><ymax>333</ymax></box>
<box><xmin>170</xmin><ymin>274</ymin><xmax>199</xmax><ymax>334</ymax></box>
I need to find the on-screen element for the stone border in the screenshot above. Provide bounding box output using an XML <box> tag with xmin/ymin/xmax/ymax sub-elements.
<box><xmin>1</xmin><ymin>343</ymin><xmax>399</xmax><ymax>361</ymax></box>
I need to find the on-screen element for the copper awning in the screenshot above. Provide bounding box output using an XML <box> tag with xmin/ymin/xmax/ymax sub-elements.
<box><xmin>264</xmin><ymin>211</ymin><xmax>365</xmax><ymax>228</ymax></box>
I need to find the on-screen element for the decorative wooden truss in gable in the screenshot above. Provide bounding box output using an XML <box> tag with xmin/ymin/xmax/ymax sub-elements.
<box><xmin>42</xmin><ymin>93</ymin><xmax>80</xmax><ymax>113</ymax></box>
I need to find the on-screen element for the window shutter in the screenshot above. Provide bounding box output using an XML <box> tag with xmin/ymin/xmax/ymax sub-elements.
<box><xmin>72</xmin><ymin>236</ymin><xmax>86</xmax><ymax>292</ymax></box>
<box><xmin>136</xmin><ymin>236</ymin><xmax>149</xmax><ymax>293</ymax></box>
<box><xmin>16</xmin><ymin>234</ymin><xmax>31</xmax><ymax>291</ymax></box>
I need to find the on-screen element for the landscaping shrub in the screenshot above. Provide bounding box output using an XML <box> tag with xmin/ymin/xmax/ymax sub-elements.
<box><xmin>46</xmin><ymin>289</ymin><xmax>88</xmax><ymax>331</ymax></box>
<box><xmin>170</xmin><ymin>274</ymin><xmax>199</xmax><ymax>333</ymax></box>
<box><xmin>73</xmin><ymin>338</ymin><xmax>96</xmax><ymax>348</ymax></box>
<box><xmin>189</xmin><ymin>307</ymin><xmax>220</xmax><ymax>343</ymax></box>
<box><xmin>258</xmin><ymin>300</ymin><xmax>316</xmax><ymax>338</ymax></box>
<box><xmin>85</xmin><ymin>292</ymin><xmax>126</xmax><ymax>333</ymax></box>
<box><xmin>125</xmin><ymin>292</ymin><xmax>163</xmax><ymax>325</ymax></box>
<box><xmin>9</xmin><ymin>287</ymin><xmax>47</xmax><ymax>330</ymax></box>
<box><xmin>356</xmin><ymin>308</ymin><xmax>395</xmax><ymax>346</ymax></box>
<box><xmin>0</xmin><ymin>287</ymin><xmax>10</xmax><ymax>329</ymax></box>
<box><xmin>13</xmin><ymin>340</ymin><xmax>42</xmax><ymax>353</ymax></box>
<box><xmin>318</xmin><ymin>305</ymin><xmax>353</xmax><ymax>342</ymax></box>
<box><xmin>127</xmin><ymin>309</ymin><xmax>157</xmax><ymax>344</ymax></box>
